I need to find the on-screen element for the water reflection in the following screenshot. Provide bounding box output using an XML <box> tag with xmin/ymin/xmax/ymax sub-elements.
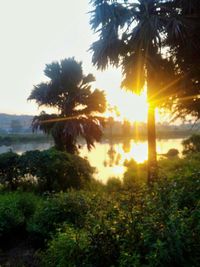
<box><xmin>81</xmin><ymin>138</ymin><xmax>184</xmax><ymax>182</ymax></box>
<box><xmin>122</xmin><ymin>139</ymin><xmax>131</xmax><ymax>153</ymax></box>
<box><xmin>104</xmin><ymin>143</ymin><xmax>122</xmax><ymax>167</ymax></box>
<box><xmin>0</xmin><ymin>138</ymin><xmax>184</xmax><ymax>182</ymax></box>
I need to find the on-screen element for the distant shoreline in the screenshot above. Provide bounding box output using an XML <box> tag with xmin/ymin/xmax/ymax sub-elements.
<box><xmin>103</xmin><ymin>130</ymin><xmax>196</xmax><ymax>141</ymax></box>
<box><xmin>0</xmin><ymin>134</ymin><xmax>52</xmax><ymax>146</ymax></box>
<box><xmin>0</xmin><ymin>130</ymin><xmax>198</xmax><ymax>147</ymax></box>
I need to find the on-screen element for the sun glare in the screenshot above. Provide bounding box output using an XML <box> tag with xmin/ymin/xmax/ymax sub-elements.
<box><xmin>106</xmin><ymin>90</ymin><xmax>148</xmax><ymax>122</ymax></box>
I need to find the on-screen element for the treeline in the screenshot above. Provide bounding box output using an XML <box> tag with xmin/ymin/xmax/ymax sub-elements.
<box><xmin>0</xmin><ymin>134</ymin><xmax>50</xmax><ymax>146</ymax></box>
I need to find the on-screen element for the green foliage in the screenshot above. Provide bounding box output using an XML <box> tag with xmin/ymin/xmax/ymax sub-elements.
<box><xmin>159</xmin><ymin>153</ymin><xmax>200</xmax><ymax>180</ymax></box>
<box><xmin>39</xmin><ymin>170</ymin><xmax>200</xmax><ymax>267</ymax></box>
<box><xmin>0</xmin><ymin>156</ymin><xmax>199</xmax><ymax>266</ymax></box>
<box><xmin>0</xmin><ymin>148</ymin><xmax>94</xmax><ymax>192</ymax></box>
<box><xmin>123</xmin><ymin>159</ymin><xmax>147</xmax><ymax>187</ymax></box>
<box><xmin>19</xmin><ymin>148</ymin><xmax>94</xmax><ymax>192</ymax></box>
<box><xmin>40</xmin><ymin>226</ymin><xmax>89</xmax><ymax>267</ymax></box>
<box><xmin>27</xmin><ymin>192</ymin><xmax>90</xmax><ymax>246</ymax></box>
<box><xmin>106</xmin><ymin>177</ymin><xmax>122</xmax><ymax>192</ymax></box>
<box><xmin>182</xmin><ymin>134</ymin><xmax>200</xmax><ymax>155</ymax></box>
<box><xmin>0</xmin><ymin>151</ymin><xmax>20</xmax><ymax>190</ymax></box>
<box><xmin>0</xmin><ymin>192</ymin><xmax>39</xmax><ymax>243</ymax></box>
<box><xmin>29</xmin><ymin>58</ymin><xmax>106</xmax><ymax>153</ymax></box>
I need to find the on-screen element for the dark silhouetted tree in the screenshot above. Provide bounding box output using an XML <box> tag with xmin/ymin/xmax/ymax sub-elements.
<box><xmin>182</xmin><ymin>134</ymin><xmax>200</xmax><ymax>155</ymax></box>
<box><xmin>165</xmin><ymin>0</ymin><xmax>200</xmax><ymax>120</ymax></box>
<box><xmin>29</xmin><ymin>58</ymin><xmax>106</xmax><ymax>153</ymax></box>
<box><xmin>90</xmin><ymin>0</ymin><xmax>189</xmax><ymax>182</ymax></box>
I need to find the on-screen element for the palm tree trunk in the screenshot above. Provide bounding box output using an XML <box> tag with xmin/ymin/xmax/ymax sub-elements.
<box><xmin>147</xmin><ymin>71</ymin><xmax>157</xmax><ymax>183</ymax></box>
<box><xmin>147</xmin><ymin>102</ymin><xmax>157</xmax><ymax>183</ymax></box>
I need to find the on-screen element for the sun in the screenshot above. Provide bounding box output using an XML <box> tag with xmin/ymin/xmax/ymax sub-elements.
<box><xmin>94</xmin><ymin>68</ymin><xmax>162</xmax><ymax>123</ymax></box>
<box><xmin>106</xmin><ymin>90</ymin><xmax>148</xmax><ymax>122</ymax></box>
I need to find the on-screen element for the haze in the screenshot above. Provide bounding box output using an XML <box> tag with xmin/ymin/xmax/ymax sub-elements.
<box><xmin>0</xmin><ymin>0</ymin><xmax>149</xmax><ymax>121</ymax></box>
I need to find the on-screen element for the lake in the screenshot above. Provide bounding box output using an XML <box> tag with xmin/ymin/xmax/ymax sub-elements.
<box><xmin>0</xmin><ymin>138</ymin><xmax>185</xmax><ymax>182</ymax></box>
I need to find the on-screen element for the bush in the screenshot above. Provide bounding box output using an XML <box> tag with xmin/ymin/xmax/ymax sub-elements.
<box><xmin>39</xmin><ymin>171</ymin><xmax>200</xmax><ymax>267</ymax></box>
<box><xmin>0</xmin><ymin>148</ymin><xmax>94</xmax><ymax>192</ymax></box>
<box><xmin>87</xmin><ymin>226</ymin><xmax>120</xmax><ymax>267</ymax></box>
<box><xmin>106</xmin><ymin>177</ymin><xmax>122</xmax><ymax>192</ymax></box>
<box><xmin>40</xmin><ymin>226</ymin><xmax>89</xmax><ymax>267</ymax></box>
<box><xmin>0</xmin><ymin>192</ymin><xmax>39</xmax><ymax>247</ymax></box>
<box><xmin>123</xmin><ymin>159</ymin><xmax>147</xmax><ymax>188</ymax></box>
<box><xmin>182</xmin><ymin>134</ymin><xmax>200</xmax><ymax>155</ymax></box>
<box><xmin>19</xmin><ymin>148</ymin><xmax>94</xmax><ymax>192</ymax></box>
<box><xmin>165</xmin><ymin>148</ymin><xmax>179</xmax><ymax>158</ymax></box>
<box><xmin>27</xmin><ymin>191</ymin><xmax>90</xmax><ymax>246</ymax></box>
<box><xmin>0</xmin><ymin>151</ymin><xmax>20</xmax><ymax>190</ymax></box>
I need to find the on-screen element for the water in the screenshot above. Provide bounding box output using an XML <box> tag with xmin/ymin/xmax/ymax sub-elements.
<box><xmin>0</xmin><ymin>138</ymin><xmax>184</xmax><ymax>182</ymax></box>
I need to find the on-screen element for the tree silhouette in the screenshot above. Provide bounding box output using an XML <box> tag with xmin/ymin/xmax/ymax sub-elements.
<box><xmin>166</xmin><ymin>0</ymin><xmax>200</xmax><ymax>119</ymax></box>
<box><xmin>29</xmin><ymin>58</ymin><xmax>106</xmax><ymax>153</ymax></box>
<box><xmin>90</xmin><ymin>0</ymin><xmax>187</xmax><ymax>182</ymax></box>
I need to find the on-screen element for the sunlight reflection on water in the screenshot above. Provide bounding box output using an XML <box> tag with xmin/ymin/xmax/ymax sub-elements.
<box><xmin>81</xmin><ymin>138</ymin><xmax>184</xmax><ymax>182</ymax></box>
<box><xmin>0</xmin><ymin>138</ymin><xmax>184</xmax><ymax>183</ymax></box>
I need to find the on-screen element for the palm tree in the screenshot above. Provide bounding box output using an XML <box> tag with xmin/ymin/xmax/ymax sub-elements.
<box><xmin>29</xmin><ymin>58</ymin><xmax>106</xmax><ymax>154</ymax></box>
<box><xmin>90</xmin><ymin>0</ymin><xmax>186</xmax><ymax>182</ymax></box>
<box><xmin>166</xmin><ymin>0</ymin><xmax>200</xmax><ymax>119</ymax></box>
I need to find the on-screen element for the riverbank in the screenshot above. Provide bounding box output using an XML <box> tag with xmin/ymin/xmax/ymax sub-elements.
<box><xmin>0</xmin><ymin>134</ymin><xmax>52</xmax><ymax>146</ymax></box>
<box><xmin>0</xmin><ymin>129</ymin><xmax>197</xmax><ymax>146</ymax></box>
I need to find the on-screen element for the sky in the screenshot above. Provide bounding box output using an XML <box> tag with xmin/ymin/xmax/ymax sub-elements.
<box><xmin>0</xmin><ymin>0</ymin><xmax>149</xmax><ymax>121</ymax></box>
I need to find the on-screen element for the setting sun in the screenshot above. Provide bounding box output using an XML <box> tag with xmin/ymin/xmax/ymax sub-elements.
<box><xmin>104</xmin><ymin>89</ymin><xmax>148</xmax><ymax>122</ymax></box>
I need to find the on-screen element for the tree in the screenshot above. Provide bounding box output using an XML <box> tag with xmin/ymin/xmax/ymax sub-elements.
<box><xmin>29</xmin><ymin>58</ymin><xmax>106</xmax><ymax>153</ymax></box>
<box><xmin>90</xmin><ymin>0</ymin><xmax>187</xmax><ymax>182</ymax></box>
<box><xmin>165</xmin><ymin>0</ymin><xmax>200</xmax><ymax>120</ymax></box>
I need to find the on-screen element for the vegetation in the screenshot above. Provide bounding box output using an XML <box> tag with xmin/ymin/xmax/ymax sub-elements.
<box><xmin>182</xmin><ymin>134</ymin><xmax>200</xmax><ymax>155</ymax></box>
<box><xmin>167</xmin><ymin>0</ymin><xmax>200</xmax><ymax>119</ymax></box>
<box><xmin>0</xmin><ymin>148</ymin><xmax>94</xmax><ymax>192</ymax></box>
<box><xmin>0</xmin><ymin>152</ymin><xmax>199</xmax><ymax>266</ymax></box>
<box><xmin>0</xmin><ymin>0</ymin><xmax>199</xmax><ymax>266</ymax></box>
<box><xmin>89</xmin><ymin>0</ymin><xmax>199</xmax><ymax>182</ymax></box>
<box><xmin>0</xmin><ymin>133</ymin><xmax>51</xmax><ymax>146</ymax></box>
<box><xmin>29</xmin><ymin>58</ymin><xmax>106</xmax><ymax>154</ymax></box>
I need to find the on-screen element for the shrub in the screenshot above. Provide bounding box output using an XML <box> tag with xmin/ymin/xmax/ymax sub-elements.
<box><xmin>19</xmin><ymin>148</ymin><xmax>94</xmax><ymax>192</ymax></box>
<box><xmin>106</xmin><ymin>177</ymin><xmax>122</xmax><ymax>192</ymax></box>
<box><xmin>27</xmin><ymin>191</ymin><xmax>90</xmax><ymax>246</ymax></box>
<box><xmin>87</xmin><ymin>226</ymin><xmax>120</xmax><ymax>267</ymax></box>
<box><xmin>123</xmin><ymin>159</ymin><xmax>147</xmax><ymax>188</ymax></box>
<box><xmin>182</xmin><ymin>134</ymin><xmax>200</xmax><ymax>155</ymax></box>
<box><xmin>165</xmin><ymin>148</ymin><xmax>179</xmax><ymax>158</ymax></box>
<box><xmin>0</xmin><ymin>192</ymin><xmax>39</xmax><ymax>247</ymax></box>
<box><xmin>0</xmin><ymin>148</ymin><xmax>94</xmax><ymax>192</ymax></box>
<box><xmin>0</xmin><ymin>151</ymin><xmax>20</xmax><ymax>190</ymax></box>
<box><xmin>40</xmin><ymin>226</ymin><xmax>89</xmax><ymax>267</ymax></box>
